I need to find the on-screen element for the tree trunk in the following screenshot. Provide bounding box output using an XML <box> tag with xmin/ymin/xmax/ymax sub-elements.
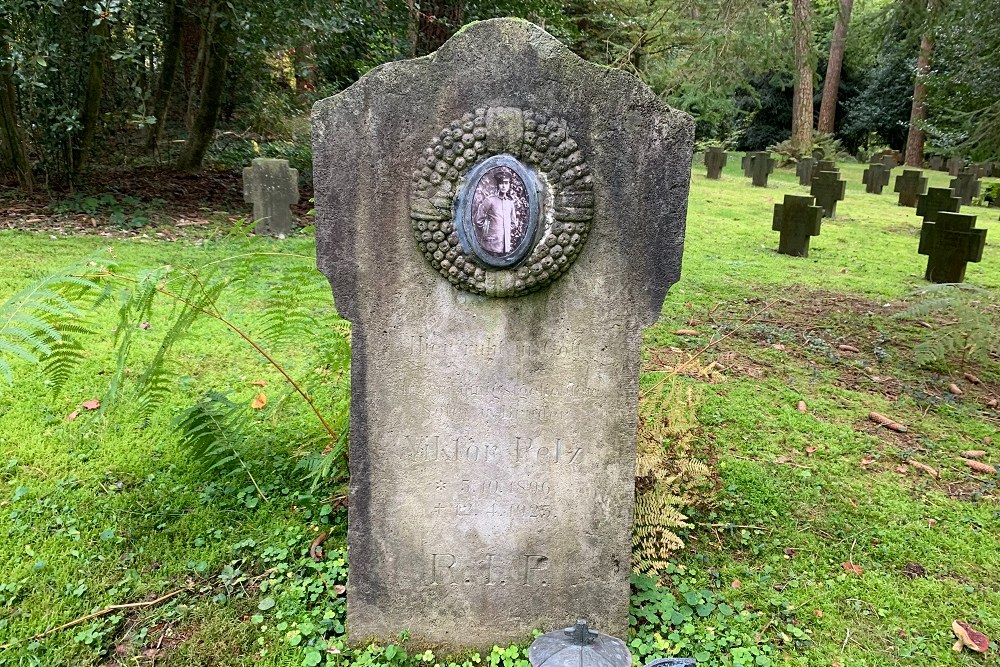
<box><xmin>409</xmin><ymin>0</ymin><xmax>464</xmax><ymax>56</ymax></box>
<box><xmin>817</xmin><ymin>0</ymin><xmax>853</xmax><ymax>133</ymax></box>
<box><xmin>790</xmin><ymin>0</ymin><xmax>814</xmax><ymax>149</ymax></box>
<box><xmin>176</xmin><ymin>11</ymin><xmax>231</xmax><ymax>171</ymax></box>
<box><xmin>904</xmin><ymin>31</ymin><xmax>933</xmax><ymax>166</ymax></box>
<box><xmin>0</xmin><ymin>57</ymin><xmax>33</xmax><ymax>191</ymax></box>
<box><xmin>146</xmin><ymin>0</ymin><xmax>185</xmax><ymax>152</ymax></box>
<box><xmin>73</xmin><ymin>21</ymin><xmax>109</xmax><ymax>172</ymax></box>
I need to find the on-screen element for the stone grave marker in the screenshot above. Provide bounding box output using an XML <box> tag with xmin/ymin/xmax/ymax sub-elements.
<box><xmin>916</xmin><ymin>187</ymin><xmax>961</xmax><ymax>222</ymax></box>
<box><xmin>705</xmin><ymin>148</ymin><xmax>727</xmax><ymax>179</ymax></box>
<box><xmin>796</xmin><ymin>157</ymin><xmax>815</xmax><ymax>186</ymax></box>
<box><xmin>772</xmin><ymin>194</ymin><xmax>823</xmax><ymax>257</ymax></box>
<box><xmin>749</xmin><ymin>153</ymin><xmax>775</xmax><ymax>187</ymax></box>
<box><xmin>929</xmin><ymin>156</ymin><xmax>944</xmax><ymax>171</ymax></box>
<box><xmin>311</xmin><ymin>18</ymin><xmax>693</xmax><ymax>649</ymax></box>
<box><xmin>811</xmin><ymin>148</ymin><xmax>825</xmax><ymax>161</ymax></box>
<box><xmin>894</xmin><ymin>169</ymin><xmax>928</xmax><ymax>207</ymax></box>
<box><xmin>242</xmin><ymin>158</ymin><xmax>299</xmax><ymax>235</ymax></box>
<box><xmin>862</xmin><ymin>162</ymin><xmax>890</xmax><ymax>194</ymax></box>
<box><xmin>950</xmin><ymin>172</ymin><xmax>982</xmax><ymax>205</ymax></box>
<box><xmin>810</xmin><ymin>169</ymin><xmax>846</xmax><ymax>217</ymax></box>
<box><xmin>918</xmin><ymin>212</ymin><xmax>987</xmax><ymax>283</ymax></box>
<box><xmin>947</xmin><ymin>157</ymin><xmax>965</xmax><ymax>176</ymax></box>
<box><xmin>880</xmin><ymin>154</ymin><xmax>898</xmax><ymax>170</ymax></box>
<box><xmin>815</xmin><ymin>159</ymin><xmax>838</xmax><ymax>174</ymax></box>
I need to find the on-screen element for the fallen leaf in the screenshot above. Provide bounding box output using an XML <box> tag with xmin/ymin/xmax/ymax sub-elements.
<box><xmin>139</xmin><ymin>321</ymin><xmax>151</xmax><ymax>330</ymax></box>
<box><xmin>251</xmin><ymin>380</ymin><xmax>267</xmax><ymax>387</ymax></box>
<box><xmin>251</xmin><ymin>393</ymin><xmax>267</xmax><ymax>410</ymax></box>
<box><xmin>81</xmin><ymin>398</ymin><xmax>101</xmax><ymax>410</ymax></box>
<box><xmin>907</xmin><ymin>460</ymin><xmax>940</xmax><ymax>479</ymax></box>
<box><xmin>333</xmin><ymin>584</ymin><xmax>346</xmax><ymax>595</ymax></box>
<box><xmin>838</xmin><ymin>344</ymin><xmax>860</xmax><ymax>353</ymax></box>
<box><xmin>952</xmin><ymin>620</ymin><xmax>990</xmax><ymax>653</ymax></box>
<box><xmin>984</xmin><ymin>436</ymin><xmax>993</xmax><ymax>445</ymax></box>
<box><xmin>842</xmin><ymin>562</ymin><xmax>863</xmax><ymax>575</ymax></box>
<box><xmin>961</xmin><ymin>450</ymin><xmax>987</xmax><ymax>459</ymax></box>
<box><xmin>860</xmin><ymin>456</ymin><xmax>875</xmax><ymax>467</ymax></box>
<box><xmin>65</xmin><ymin>410</ymin><xmax>80</xmax><ymax>421</ymax></box>
<box><xmin>783</xmin><ymin>547</ymin><xmax>797</xmax><ymax>558</ymax></box>
<box><xmin>772</xmin><ymin>343</ymin><xmax>786</xmax><ymax>351</ymax></box>
<box><xmin>962</xmin><ymin>458</ymin><xmax>997</xmax><ymax>475</ymax></box>
<box><xmin>814</xmin><ymin>609</ymin><xmax>823</xmax><ymax>618</ymax></box>
<box><xmin>948</xmin><ymin>383</ymin><xmax>963</xmax><ymax>395</ymax></box>
<box><xmin>964</xmin><ymin>372</ymin><xmax>982</xmax><ymax>385</ymax></box>
<box><xmin>987</xmin><ymin>398</ymin><xmax>998</xmax><ymax>408</ymax></box>
<box><xmin>805</xmin><ymin>446</ymin><xmax>817</xmax><ymax>456</ymax></box>
<box><xmin>928</xmin><ymin>518</ymin><xmax>938</xmax><ymax>527</ymax></box>
<box><xmin>674</xmin><ymin>329</ymin><xmax>699</xmax><ymax>336</ymax></box>
<box><xmin>731</xmin><ymin>579</ymin><xmax>741</xmax><ymax>588</ymax></box>
<box><xmin>896</xmin><ymin>464</ymin><xmax>909</xmax><ymax>473</ymax></box>
<box><xmin>797</xmin><ymin>400</ymin><xmax>807</xmax><ymax>413</ymax></box>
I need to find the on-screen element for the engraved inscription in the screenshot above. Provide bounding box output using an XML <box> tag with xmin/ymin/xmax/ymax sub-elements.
<box><xmin>398</xmin><ymin>435</ymin><xmax>584</xmax><ymax>466</ymax></box>
<box><xmin>426</xmin><ymin>552</ymin><xmax>551</xmax><ymax>587</ymax></box>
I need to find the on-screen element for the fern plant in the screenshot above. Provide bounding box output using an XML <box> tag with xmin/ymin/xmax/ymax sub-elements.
<box><xmin>632</xmin><ymin>380</ymin><xmax>712</xmax><ymax>577</ymax></box>
<box><xmin>894</xmin><ymin>283</ymin><xmax>999</xmax><ymax>370</ymax></box>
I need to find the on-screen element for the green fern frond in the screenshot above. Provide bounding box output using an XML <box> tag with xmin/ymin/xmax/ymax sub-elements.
<box><xmin>174</xmin><ymin>391</ymin><xmax>267</xmax><ymax>501</ymax></box>
<box><xmin>253</xmin><ymin>265</ymin><xmax>328</xmax><ymax>349</ymax></box>
<box><xmin>42</xmin><ymin>337</ymin><xmax>86</xmax><ymax>395</ymax></box>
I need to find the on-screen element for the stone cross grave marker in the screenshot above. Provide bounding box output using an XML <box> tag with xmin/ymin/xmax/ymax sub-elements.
<box><xmin>772</xmin><ymin>194</ymin><xmax>823</xmax><ymax>257</ymax></box>
<box><xmin>862</xmin><ymin>162</ymin><xmax>890</xmax><ymax>194</ymax></box>
<box><xmin>705</xmin><ymin>148</ymin><xmax>727</xmax><ymax>179</ymax></box>
<box><xmin>242</xmin><ymin>158</ymin><xmax>299</xmax><ymax>235</ymax></box>
<box><xmin>750</xmin><ymin>153</ymin><xmax>775</xmax><ymax>187</ymax></box>
<box><xmin>796</xmin><ymin>157</ymin><xmax>815</xmax><ymax>186</ymax></box>
<box><xmin>929</xmin><ymin>156</ymin><xmax>944</xmax><ymax>171</ymax></box>
<box><xmin>916</xmin><ymin>187</ymin><xmax>961</xmax><ymax>223</ymax></box>
<box><xmin>950</xmin><ymin>172</ymin><xmax>982</xmax><ymax>205</ymax></box>
<box><xmin>918</xmin><ymin>212</ymin><xmax>987</xmax><ymax>283</ymax></box>
<box><xmin>742</xmin><ymin>151</ymin><xmax>765</xmax><ymax>177</ymax></box>
<box><xmin>894</xmin><ymin>169</ymin><xmax>928</xmax><ymax>207</ymax></box>
<box><xmin>311</xmin><ymin>18</ymin><xmax>693</xmax><ymax>650</ymax></box>
<box><xmin>880</xmin><ymin>154</ymin><xmax>898</xmax><ymax>170</ymax></box>
<box><xmin>970</xmin><ymin>163</ymin><xmax>990</xmax><ymax>178</ymax></box>
<box><xmin>815</xmin><ymin>159</ymin><xmax>838</xmax><ymax>174</ymax></box>
<box><xmin>810</xmin><ymin>169</ymin><xmax>846</xmax><ymax>217</ymax></box>
<box><xmin>947</xmin><ymin>157</ymin><xmax>965</xmax><ymax>176</ymax></box>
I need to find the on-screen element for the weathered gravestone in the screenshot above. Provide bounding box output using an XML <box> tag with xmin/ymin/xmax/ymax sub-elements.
<box><xmin>815</xmin><ymin>159</ymin><xmax>838</xmax><ymax>174</ymax></box>
<box><xmin>772</xmin><ymin>194</ymin><xmax>823</xmax><ymax>257</ymax></box>
<box><xmin>742</xmin><ymin>151</ymin><xmax>766</xmax><ymax>177</ymax></box>
<box><xmin>950</xmin><ymin>172</ymin><xmax>982</xmax><ymax>205</ymax></box>
<box><xmin>810</xmin><ymin>169</ymin><xmax>846</xmax><ymax>217</ymax></box>
<box><xmin>749</xmin><ymin>153</ymin><xmax>775</xmax><ymax>187</ymax></box>
<box><xmin>894</xmin><ymin>169</ymin><xmax>927</xmax><ymax>207</ymax></box>
<box><xmin>929</xmin><ymin>156</ymin><xmax>945</xmax><ymax>171</ymax></box>
<box><xmin>918</xmin><ymin>212</ymin><xmax>987</xmax><ymax>283</ymax></box>
<box><xmin>242</xmin><ymin>158</ymin><xmax>299</xmax><ymax>235</ymax></box>
<box><xmin>947</xmin><ymin>157</ymin><xmax>965</xmax><ymax>176</ymax></box>
<box><xmin>916</xmin><ymin>187</ymin><xmax>961</xmax><ymax>223</ymax></box>
<box><xmin>705</xmin><ymin>148</ymin><xmax>727</xmax><ymax>179</ymax></box>
<box><xmin>311</xmin><ymin>18</ymin><xmax>693</xmax><ymax>649</ymax></box>
<box><xmin>880</xmin><ymin>153</ymin><xmax>898</xmax><ymax>170</ymax></box>
<box><xmin>862</xmin><ymin>162</ymin><xmax>890</xmax><ymax>194</ymax></box>
<box><xmin>970</xmin><ymin>163</ymin><xmax>990</xmax><ymax>178</ymax></box>
<box><xmin>811</xmin><ymin>149</ymin><xmax>825</xmax><ymax>161</ymax></box>
<box><xmin>796</xmin><ymin>158</ymin><xmax>815</xmax><ymax>186</ymax></box>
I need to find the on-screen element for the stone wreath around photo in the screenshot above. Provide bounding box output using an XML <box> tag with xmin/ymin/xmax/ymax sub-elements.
<box><xmin>409</xmin><ymin>107</ymin><xmax>593</xmax><ymax>297</ymax></box>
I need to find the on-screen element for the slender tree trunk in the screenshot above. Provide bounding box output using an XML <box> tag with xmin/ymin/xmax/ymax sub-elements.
<box><xmin>146</xmin><ymin>0</ymin><xmax>185</xmax><ymax>152</ymax></box>
<box><xmin>790</xmin><ymin>0</ymin><xmax>814</xmax><ymax>149</ymax></box>
<box><xmin>409</xmin><ymin>0</ymin><xmax>464</xmax><ymax>56</ymax></box>
<box><xmin>817</xmin><ymin>0</ymin><xmax>853</xmax><ymax>133</ymax></box>
<box><xmin>176</xmin><ymin>11</ymin><xmax>231</xmax><ymax>171</ymax></box>
<box><xmin>904</xmin><ymin>31</ymin><xmax>933</xmax><ymax>166</ymax></box>
<box><xmin>73</xmin><ymin>21</ymin><xmax>109</xmax><ymax>172</ymax></box>
<box><xmin>0</xmin><ymin>57</ymin><xmax>33</xmax><ymax>191</ymax></box>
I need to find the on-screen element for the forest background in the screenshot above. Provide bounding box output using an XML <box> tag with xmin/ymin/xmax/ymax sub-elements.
<box><xmin>1</xmin><ymin>0</ymin><xmax>998</xmax><ymax>193</ymax></box>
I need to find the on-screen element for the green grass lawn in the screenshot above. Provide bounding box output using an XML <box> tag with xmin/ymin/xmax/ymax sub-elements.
<box><xmin>0</xmin><ymin>160</ymin><xmax>998</xmax><ymax>666</ymax></box>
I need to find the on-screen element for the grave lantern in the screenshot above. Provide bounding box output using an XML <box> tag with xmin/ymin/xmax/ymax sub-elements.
<box><xmin>528</xmin><ymin>620</ymin><xmax>633</xmax><ymax>667</ymax></box>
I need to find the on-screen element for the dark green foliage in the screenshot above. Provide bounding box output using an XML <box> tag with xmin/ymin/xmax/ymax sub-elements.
<box><xmin>894</xmin><ymin>284</ymin><xmax>999</xmax><ymax>369</ymax></box>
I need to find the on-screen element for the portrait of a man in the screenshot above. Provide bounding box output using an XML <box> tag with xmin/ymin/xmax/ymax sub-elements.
<box><xmin>471</xmin><ymin>166</ymin><xmax>529</xmax><ymax>258</ymax></box>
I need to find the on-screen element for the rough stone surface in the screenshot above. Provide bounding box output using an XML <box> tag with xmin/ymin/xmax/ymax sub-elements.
<box><xmin>894</xmin><ymin>169</ymin><xmax>928</xmax><ymax>207</ymax></box>
<box><xmin>950</xmin><ymin>172</ymin><xmax>982</xmax><ymax>205</ymax></box>
<box><xmin>796</xmin><ymin>158</ymin><xmax>815</xmax><ymax>186</ymax></box>
<box><xmin>772</xmin><ymin>194</ymin><xmax>823</xmax><ymax>257</ymax></box>
<box><xmin>916</xmin><ymin>187</ymin><xmax>961</xmax><ymax>222</ymax></box>
<box><xmin>862</xmin><ymin>162</ymin><xmax>890</xmax><ymax>194</ymax></box>
<box><xmin>311</xmin><ymin>18</ymin><xmax>693</xmax><ymax>650</ymax></box>
<box><xmin>242</xmin><ymin>158</ymin><xmax>299</xmax><ymax>235</ymax></box>
<box><xmin>749</xmin><ymin>153</ymin><xmax>775</xmax><ymax>187</ymax></box>
<box><xmin>705</xmin><ymin>147</ymin><xmax>727</xmax><ymax>179</ymax></box>
<box><xmin>929</xmin><ymin>156</ymin><xmax>945</xmax><ymax>171</ymax></box>
<box><xmin>810</xmin><ymin>169</ymin><xmax>846</xmax><ymax>217</ymax></box>
<box><xmin>947</xmin><ymin>157</ymin><xmax>965</xmax><ymax>176</ymax></box>
<box><xmin>918</xmin><ymin>211</ymin><xmax>987</xmax><ymax>283</ymax></box>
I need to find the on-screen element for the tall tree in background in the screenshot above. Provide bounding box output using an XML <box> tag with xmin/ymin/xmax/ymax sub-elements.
<box><xmin>903</xmin><ymin>0</ymin><xmax>936</xmax><ymax>165</ymax></box>
<box><xmin>791</xmin><ymin>0</ymin><xmax>815</xmax><ymax>148</ymax></box>
<box><xmin>0</xmin><ymin>41</ymin><xmax>33</xmax><ymax>191</ymax></box>
<box><xmin>817</xmin><ymin>0</ymin><xmax>853</xmax><ymax>133</ymax></box>
<box><xmin>146</xmin><ymin>0</ymin><xmax>186</xmax><ymax>152</ymax></box>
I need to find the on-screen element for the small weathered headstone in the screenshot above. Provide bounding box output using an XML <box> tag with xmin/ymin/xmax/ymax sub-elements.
<box><xmin>947</xmin><ymin>157</ymin><xmax>965</xmax><ymax>176</ymax></box>
<box><xmin>862</xmin><ymin>162</ymin><xmax>890</xmax><ymax>194</ymax></box>
<box><xmin>772</xmin><ymin>194</ymin><xmax>823</xmax><ymax>257</ymax></box>
<box><xmin>950</xmin><ymin>172</ymin><xmax>982</xmax><ymax>205</ymax></box>
<box><xmin>705</xmin><ymin>148</ymin><xmax>727</xmax><ymax>179</ymax></box>
<box><xmin>796</xmin><ymin>157</ymin><xmax>816</xmax><ymax>186</ymax></box>
<box><xmin>929</xmin><ymin>156</ymin><xmax>944</xmax><ymax>171</ymax></box>
<box><xmin>810</xmin><ymin>169</ymin><xmax>846</xmax><ymax>217</ymax></box>
<box><xmin>894</xmin><ymin>169</ymin><xmax>928</xmax><ymax>207</ymax></box>
<box><xmin>991</xmin><ymin>162</ymin><xmax>1000</xmax><ymax>178</ymax></box>
<box><xmin>880</xmin><ymin>153</ymin><xmax>898</xmax><ymax>170</ymax></box>
<box><xmin>970</xmin><ymin>163</ymin><xmax>990</xmax><ymax>178</ymax></box>
<box><xmin>242</xmin><ymin>158</ymin><xmax>299</xmax><ymax>235</ymax></box>
<box><xmin>916</xmin><ymin>187</ymin><xmax>961</xmax><ymax>222</ymax></box>
<box><xmin>742</xmin><ymin>151</ymin><xmax>765</xmax><ymax>177</ymax></box>
<box><xmin>918</xmin><ymin>212</ymin><xmax>987</xmax><ymax>283</ymax></box>
<box><xmin>749</xmin><ymin>153</ymin><xmax>775</xmax><ymax>187</ymax></box>
<box><xmin>811</xmin><ymin>148</ymin><xmax>825</xmax><ymax>161</ymax></box>
<box><xmin>312</xmin><ymin>18</ymin><xmax>693</xmax><ymax>649</ymax></box>
<box><xmin>815</xmin><ymin>159</ymin><xmax>838</xmax><ymax>174</ymax></box>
